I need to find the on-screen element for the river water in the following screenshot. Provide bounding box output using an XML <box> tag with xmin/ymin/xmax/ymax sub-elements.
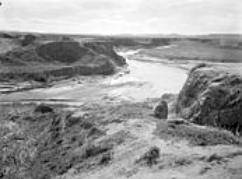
<box><xmin>0</xmin><ymin>49</ymin><xmax>188</xmax><ymax>104</ymax></box>
<box><xmin>104</xmin><ymin>49</ymin><xmax>187</xmax><ymax>101</ymax></box>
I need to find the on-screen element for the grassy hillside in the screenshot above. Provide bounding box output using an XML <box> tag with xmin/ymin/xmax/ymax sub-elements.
<box><xmin>139</xmin><ymin>39</ymin><xmax>242</xmax><ymax>62</ymax></box>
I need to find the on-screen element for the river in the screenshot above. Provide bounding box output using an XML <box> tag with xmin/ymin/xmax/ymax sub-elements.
<box><xmin>0</xmin><ymin>48</ymin><xmax>188</xmax><ymax>104</ymax></box>
<box><xmin>104</xmin><ymin>49</ymin><xmax>187</xmax><ymax>100</ymax></box>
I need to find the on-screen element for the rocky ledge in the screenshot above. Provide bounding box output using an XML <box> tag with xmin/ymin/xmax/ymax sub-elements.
<box><xmin>176</xmin><ymin>64</ymin><xmax>242</xmax><ymax>135</ymax></box>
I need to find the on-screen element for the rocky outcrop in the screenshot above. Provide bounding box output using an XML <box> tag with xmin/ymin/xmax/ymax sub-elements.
<box><xmin>176</xmin><ymin>64</ymin><xmax>242</xmax><ymax>135</ymax></box>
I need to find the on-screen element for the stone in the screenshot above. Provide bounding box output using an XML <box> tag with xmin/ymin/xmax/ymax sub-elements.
<box><xmin>136</xmin><ymin>146</ymin><xmax>160</xmax><ymax>166</ymax></box>
<box><xmin>154</xmin><ymin>100</ymin><xmax>168</xmax><ymax>119</ymax></box>
<box><xmin>34</xmin><ymin>104</ymin><xmax>53</xmax><ymax>113</ymax></box>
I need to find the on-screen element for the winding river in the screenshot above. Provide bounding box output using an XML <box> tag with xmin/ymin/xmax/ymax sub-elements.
<box><xmin>104</xmin><ymin>49</ymin><xmax>187</xmax><ymax>100</ymax></box>
<box><xmin>0</xmin><ymin>48</ymin><xmax>188</xmax><ymax>104</ymax></box>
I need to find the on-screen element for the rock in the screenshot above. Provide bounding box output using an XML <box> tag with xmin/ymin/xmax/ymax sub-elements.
<box><xmin>206</xmin><ymin>154</ymin><xmax>224</xmax><ymax>163</ymax></box>
<box><xmin>167</xmin><ymin>118</ymin><xmax>187</xmax><ymax>125</ymax></box>
<box><xmin>176</xmin><ymin>64</ymin><xmax>242</xmax><ymax>135</ymax></box>
<box><xmin>160</xmin><ymin>93</ymin><xmax>177</xmax><ymax>113</ymax></box>
<box><xmin>154</xmin><ymin>100</ymin><xmax>168</xmax><ymax>119</ymax></box>
<box><xmin>99</xmin><ymin>152</ymin><xmax>112</xmax><ymax>165</ymax></box>
<box><xmin>136</xmin><ymin>146</ymin><xmax>160</xmax><ymax>166</ymax></box>
<box><xmin>34</xmin><ymin>104</ymin><xmax>53</xmax><ymax>113</ymax></box>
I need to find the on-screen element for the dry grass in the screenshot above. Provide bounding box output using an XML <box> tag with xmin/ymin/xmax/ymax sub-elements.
<box><xmin>141</xmin><ymin>40</ymin><xmax>242</xmax><ymax>62</ymax></box>
<box><xmin>0</xmin><ymin>103</ymin><xmax>112</xmax><ymax>178</ymax></box>
<box><xmin>155</xmin><ymin>121</ymin><xmax>240</xmax><ymax>146</ymax></box>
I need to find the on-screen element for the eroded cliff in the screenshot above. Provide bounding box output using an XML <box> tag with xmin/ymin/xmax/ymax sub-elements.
<box><xmin>176</xmin><ymin>64</ymin><xmax>242</xmax><ymax>135</ymax></box>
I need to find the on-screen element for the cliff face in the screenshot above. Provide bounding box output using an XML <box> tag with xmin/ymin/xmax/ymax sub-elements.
<box><xmin>176</xmin><ymin>64</ymin><xmax>242</xmax><ymax>135</ymax></box>
<box><xmin>0</xmin><ymin>40</ymin><xmax>126</xmax><ymax>82</ymax></box>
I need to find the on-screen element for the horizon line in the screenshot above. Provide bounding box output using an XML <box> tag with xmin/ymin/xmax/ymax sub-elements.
<box><xmin>1</xmin><ymin>29</ymin><xmax>242</xmax><ymax>37</ymax></box>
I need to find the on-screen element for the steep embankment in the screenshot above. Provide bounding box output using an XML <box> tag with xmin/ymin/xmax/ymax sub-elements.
<box><xmin>176</xmin><ymin>64</ymin><xmax>242</xmax><ymax>135</ymax></box>
<box><xmin>0</xmin><ymin>38</ymin><xmax>125</xmax><ymax>82</ymax></box>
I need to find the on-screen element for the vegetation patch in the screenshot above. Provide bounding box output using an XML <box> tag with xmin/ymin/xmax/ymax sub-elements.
<box><xmin>0</xmin><ymin>104</ymin><xmax>111</xmax><ymax>178</ymax></box>
<box><xmin>155</xmin><ymin>121</ymin><xmax>240</xmax><ymax>146</ymax></box>
<box><xmin>0</xmin><ymin>38</ymin><xmax>126</xmax><ymax>83</ymax></box>
<box><xmin>136</xmin><ymin>146</ymin><xmax>160</xmax><ymax>167</ymax></box>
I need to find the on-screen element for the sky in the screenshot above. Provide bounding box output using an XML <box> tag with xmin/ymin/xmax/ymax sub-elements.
<box><xmin>0</xmin><ymin>0</ymin><xmax>241</xmax><ymax>35</ymax></box>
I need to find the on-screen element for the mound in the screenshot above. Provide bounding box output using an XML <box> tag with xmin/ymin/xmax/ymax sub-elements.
<box><xmin>176</xmin><ymin>64</ymin><xmax>242</xmax><ymax>135</ymax></box>
<box><xmin>36</xmin><ymin>41</ymin><xmax>89</xmax><ymax>63</ymax></box>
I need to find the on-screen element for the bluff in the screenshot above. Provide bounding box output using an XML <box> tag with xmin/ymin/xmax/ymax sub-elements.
<box><xmin>176</xmin><ymin>64</ymin><xmax>242</xmax><ymax>135</ymax></box>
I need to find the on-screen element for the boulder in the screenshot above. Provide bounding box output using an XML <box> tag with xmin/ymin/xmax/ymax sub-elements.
<box><xmin>154</xmin><ymin>100</ymin><xmax>168</xmax><ymax>119</ymax></box>
<box><xmin>167</xmin><ymin>118</ymin><xmax>188</xmax><ymax>125</ymax></box>
<box><xmin>136</xmin><ymin>146</ymin><xmax>160</xmax><ymax>166</ymax></box>
<box><xmin>34</xmin><ymin>104</ymin><xmax>53</xmax><ymax>113</ymax></box>
<box><xmin>176</xmin><ymin>64</ymin><xmax>242</xmax><ymax>135</ymax></box>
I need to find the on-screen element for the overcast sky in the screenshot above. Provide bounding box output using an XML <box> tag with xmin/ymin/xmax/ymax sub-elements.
<box><xmin>0</xmin><ymin>0</ymin><xmax>241</xmax><ymax>34</ymax></box>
